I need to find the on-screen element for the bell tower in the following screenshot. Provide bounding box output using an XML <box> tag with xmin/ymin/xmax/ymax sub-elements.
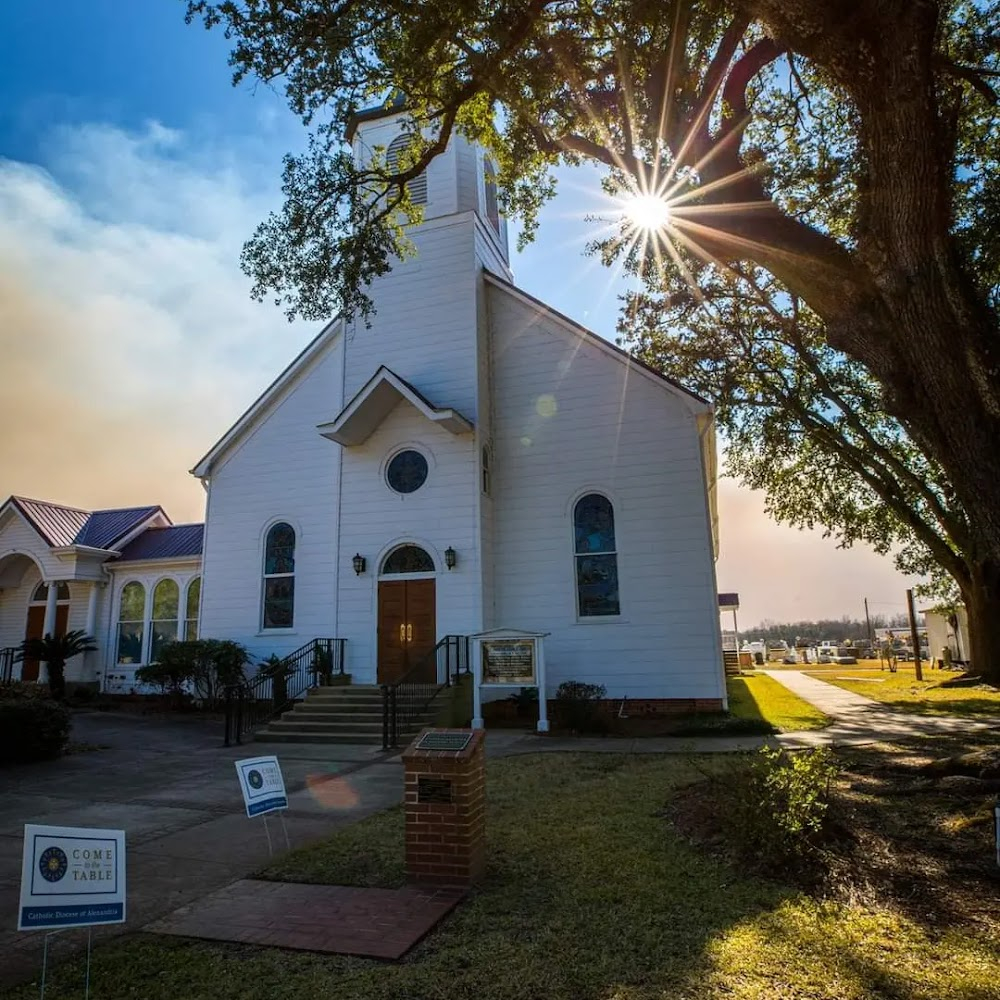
<box><xmin>348</xmin><ymin>105</ymin><xmax>511</xmax><ymax>277</ymax></box>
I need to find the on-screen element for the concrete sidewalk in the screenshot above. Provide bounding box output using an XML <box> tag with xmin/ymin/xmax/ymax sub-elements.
<box><xmin>0</xmin><ymin>711</ymin><xmax>404</xmax><ymax>987</ymax></box>
<box><xmin>761</xmin><ymin>669</ymin><xmax>1000</xmax><ymax>743</ymax></box>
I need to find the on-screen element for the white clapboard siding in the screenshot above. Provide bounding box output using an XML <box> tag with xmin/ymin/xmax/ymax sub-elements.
<box><xmin>198</xmin><ymin>338</ymin><xmax>345</xmax><ymax>664</ymax></box>
<box><xmin>487</xmin><ymin>284</ymin><xmax>723</xmax><ymax>701</ymax></box>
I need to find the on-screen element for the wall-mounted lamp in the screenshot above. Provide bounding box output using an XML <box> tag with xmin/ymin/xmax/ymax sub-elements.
<box><xmin>444</xmin><ymin>546</ymin><xmax>457</xmax><ymax>570</ymax></box>
<box><xmin>352</xmin><ymin>553</ymin><xmax>367</xmax><ymax>576</ymax></box>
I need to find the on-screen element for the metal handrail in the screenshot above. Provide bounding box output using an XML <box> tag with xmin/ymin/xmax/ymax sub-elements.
<box><xmin>381</xmin><ymin>634</ymin><xmax>471</xmax><ymax>749</ymax></box>
<box><xmin>1</xmin><ymin>647</ymin><xmax>16</xmax><ymax>684</ymax></box>
<box><xmin>223</xmin><ymin>637</ymin><xmax>346</xmax><ymax>746</ymax></box>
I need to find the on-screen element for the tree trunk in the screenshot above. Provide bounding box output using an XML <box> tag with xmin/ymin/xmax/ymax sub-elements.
<box><xmin>963</xmin><ymin>559</ymin><xmax>1000</xmax><ymax>686</ymax></box>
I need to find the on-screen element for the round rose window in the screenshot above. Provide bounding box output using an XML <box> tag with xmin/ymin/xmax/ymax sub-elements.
<box><xmin>386</xmin><ymin>449</ymin><xmax>428</xmax><ymax>494</ymax></box>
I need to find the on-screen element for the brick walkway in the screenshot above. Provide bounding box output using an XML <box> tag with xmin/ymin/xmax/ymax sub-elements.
<box><xmin>148</xmin><ymin>880</ymin><xmax>465</xmax><ymax>959</ymax></box>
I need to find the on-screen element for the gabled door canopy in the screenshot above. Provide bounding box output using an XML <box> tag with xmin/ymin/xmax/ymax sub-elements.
<box><xmin>318</xmin><ymin>366</ymin><xmax>473</xmax><ymax>446</ymax></box>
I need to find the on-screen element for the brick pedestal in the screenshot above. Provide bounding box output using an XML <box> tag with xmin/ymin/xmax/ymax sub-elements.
<box><xmin>402</xmin><ymin>728</ymin><xmax>485</xmax><ymax>886</ymax></box>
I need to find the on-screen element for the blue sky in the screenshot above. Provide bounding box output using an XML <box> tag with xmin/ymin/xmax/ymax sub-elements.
<box><xmin>0</xmin><ymin>0</ymin><xmax>918</xmax><ymax>624</ymax></box>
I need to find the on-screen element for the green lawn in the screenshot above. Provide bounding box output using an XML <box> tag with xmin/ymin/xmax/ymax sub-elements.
<box><xmin>804</xmin><ymin>667</ymin><xmax>1000</xmax><ymax>717</ymax></box>
<box><xmin>9</xmin><ymin>752</ymin><xmax>993</xmax><ymax>1000</ymax></box>
<box><xmin>727</xmin><ymin>674</ymin><xmax>830</xmax><ymax>731</ymax></box>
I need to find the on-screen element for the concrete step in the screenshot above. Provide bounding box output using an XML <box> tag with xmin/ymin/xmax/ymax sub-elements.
<box><xmin>267</xmin><ymin>718</ymin><xmax>385</xmax><ymax>735</ymax></box>
<box><xmin>305</xmin><ymin>686</ymin><xmax>383</xmax><ymax>698</ymax></box>
<box><xmin>254</xmin><ymin>726</ymin><xmax>428</xmax><ymax>744</ymax></box>
<box><xmin>283</xmin><ymin>709</ymin><xmax>386</xmax><ymax>722</ymax></box>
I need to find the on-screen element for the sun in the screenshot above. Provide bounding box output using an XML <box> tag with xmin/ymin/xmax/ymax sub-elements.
<box><xmin>623</xmin><ymin>193</ymin><xmax>672</xmax><ymax>232</ymax></box>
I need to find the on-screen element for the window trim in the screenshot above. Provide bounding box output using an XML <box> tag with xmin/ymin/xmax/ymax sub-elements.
<box><xmin>261</xmin><ymin>520</ymin><xmax>297</xmax><ymax>631</ymax></box>
<box><xmin>570</xmin><ymin>491</ymin><xmax>622</xmax><ymax>621</ymax></box>
<box><xmin>183</xmin><ymin>576</ymin><xmax>201</xmax><ymax>641</ymax></box>
<box><xmin>115</xmin><ymin>579</ymin><xmax>147</xmax><ymax>665</ymax></box>
<box><xmin>149</xmin><ymin>577</ymin><xmax>180</xmax><ymax>664</ymax></box>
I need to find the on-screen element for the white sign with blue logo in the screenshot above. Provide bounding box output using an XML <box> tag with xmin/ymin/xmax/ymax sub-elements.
<box><xmin>235</xmin><ymin>755</ymin><xmax>288</xmax><ymax>817</ymax></box>
<box><xmin>18</xmin><ymin>824</ymin><xmax>126</xmax><ymax>931</ymax></box>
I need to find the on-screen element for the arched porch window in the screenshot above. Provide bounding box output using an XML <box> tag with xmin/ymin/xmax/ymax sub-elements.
<box><xmin>117</xmin><ymin>582</ymin><xmax>145</xmax><ymax>664</ymax></box>
<box><xmin>150</xmin><ymin>579</ymin><xmax>179</xmax><ymax>662</ymax></box>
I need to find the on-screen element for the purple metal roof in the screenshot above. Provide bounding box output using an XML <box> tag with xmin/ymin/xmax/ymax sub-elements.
<box><xmin>10</xmin><ymin>497</ymin><xmax>90</xmax><ymax>547</ymax></box>
<box><xmin>6</xmin><ymin>496</ymin><xmax>164</xmax><ymax>551</ymax></box>
<box><xmin>75</xmin><ymin>507</ymin><xmax>162</xmax><ymax>549</ymax></box>
<box><xmin>116</xmin><ymin>524</ymin><xmax>204</xmax><ymax>562</ymax></box>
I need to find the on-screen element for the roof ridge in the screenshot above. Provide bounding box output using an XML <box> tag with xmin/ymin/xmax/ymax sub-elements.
<box><xmin>12</xmin><ymin>495</ymin><xmax>91</xmax><ymax>515</ymax></box>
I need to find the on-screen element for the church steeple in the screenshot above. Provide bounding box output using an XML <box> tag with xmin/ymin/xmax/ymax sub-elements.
<box><xmin>348</xmin><ymin>105</ymin><xmax>510</xmax><ymax>270</ymax></box>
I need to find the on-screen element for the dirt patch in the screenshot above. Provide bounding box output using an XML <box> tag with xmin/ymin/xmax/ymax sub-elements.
<box><xmin>669</xmin><ymin>737</ymin><xmax>1000</xmax><ymax>936</ymax></box>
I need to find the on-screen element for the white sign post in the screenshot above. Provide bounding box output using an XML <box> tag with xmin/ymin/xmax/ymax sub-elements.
<box><xmin>19</xmin><ymin>823</ymin><xmax>126</xmax><ymax>999</ymax></box>
<box><xmin>470</xmin><ymin>628</ymin><xmax>549</xmax><ymax>733</ymax></box>
<box><xmin>235</xmin><ymin>755</ymin><xmax>289</xmax><ymax>855</ymax></box>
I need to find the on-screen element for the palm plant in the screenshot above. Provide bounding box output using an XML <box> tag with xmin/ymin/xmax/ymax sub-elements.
<box><xmin>16</xmin><ymin>630</ymin><xmax>97</xmax><ymax>701</ymax></box>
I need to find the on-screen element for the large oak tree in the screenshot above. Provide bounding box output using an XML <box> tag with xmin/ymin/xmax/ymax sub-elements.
<box><xmin>186</xmin><ymin>0</ymin><xmax>1000</xmax><ymax>677</ymax></box>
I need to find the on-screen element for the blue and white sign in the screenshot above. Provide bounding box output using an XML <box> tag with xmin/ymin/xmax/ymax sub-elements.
<box><xmin>235</xmin><ymin>755</ymin><xmax>288</xmax><ymax>817</ymax></box>
<box><xmin>18</xmin><ymin>825</ymin><xmax>126</xmax><ymax>931</ymax></box>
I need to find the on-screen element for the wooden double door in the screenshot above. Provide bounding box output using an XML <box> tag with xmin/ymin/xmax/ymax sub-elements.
<box><xmin>377</xmin><ymin>579</ymin><xmax>436</xmax><ymax>684</ymax></box>
<box><xmin>21</xmin><ymin>604</ymin><xmax>69</xmax><ymax>682</ymax></box>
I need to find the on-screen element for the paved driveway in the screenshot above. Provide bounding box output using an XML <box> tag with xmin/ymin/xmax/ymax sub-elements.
<box><xmin>0</xmin><ymin>710</ymin><xmax>404</xmax><ymax>987</ymax></box>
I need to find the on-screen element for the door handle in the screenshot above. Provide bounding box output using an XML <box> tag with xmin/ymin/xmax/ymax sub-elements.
<box><xmin>399</xmin><ymin>623</ymin><xmax>406</xmax><ymax>643</ymax></box>
<box><xmin>406</xmin><ymin>623</ymin><xmax>413</xmax><ymax>643</ymax></box>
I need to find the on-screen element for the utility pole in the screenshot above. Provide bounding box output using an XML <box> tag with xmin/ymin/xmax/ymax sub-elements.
<box><xmin>906</xmin><ymin>589</ymin><xmax>924</xmax><ymax>682</ymax></box>
<box><xmin>864</xmin><ymin>598</ymin><xmax>874</xmax><ymax>657</ymax></box>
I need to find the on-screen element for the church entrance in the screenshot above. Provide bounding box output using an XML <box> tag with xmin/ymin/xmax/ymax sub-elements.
<box><xmin>22</xmin><ymin>583</ymin><xmax>70</xmax><ymax>682</ymax></box>
<box><xmin>377</xmin><ymin>545</ymin><xmax>437</xmax><ymax>684</ymax></box>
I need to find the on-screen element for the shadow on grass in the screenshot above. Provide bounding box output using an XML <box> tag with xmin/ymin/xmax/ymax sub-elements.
<box><xmin>7</xmin><ymin>753</ymin><xmax>999</xmax><ymax>1000</ymax></box>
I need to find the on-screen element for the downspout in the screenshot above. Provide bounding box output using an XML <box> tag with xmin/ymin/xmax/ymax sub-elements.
<box><xmin>697</xmin><ymin>410</ymin><xmax>728</xmax><ymax>710</ymax></box>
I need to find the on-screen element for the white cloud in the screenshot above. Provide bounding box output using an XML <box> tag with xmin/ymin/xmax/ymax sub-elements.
<box><xmin>0</xmin><ymin>121</ymin><xmax>320</xmax><ymax>521</ymax></box>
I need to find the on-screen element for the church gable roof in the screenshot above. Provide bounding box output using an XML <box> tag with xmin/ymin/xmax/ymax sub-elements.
<box><xmin>318</xmin><ymin>366</ymin><xmax>474</xmax><ymax>446</ymax></box>
<box><xmin>191</xmin><ymin>317</ymin><xmax>343</xmax><ymax>479</ymax></box>
<box><xmin>482</xmin><ymin>271</ymin><xmax>711</xmax><ymax>411</ymax></box>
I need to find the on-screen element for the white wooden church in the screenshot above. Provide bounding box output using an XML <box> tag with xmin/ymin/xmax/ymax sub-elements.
<box><xmin>0</xmin><ymin>105</ymin><xmax>726</xmax><ymax>716</ymax></box>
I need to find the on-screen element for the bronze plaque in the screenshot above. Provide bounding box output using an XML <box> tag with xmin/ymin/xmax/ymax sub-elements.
<box><xmin>482</xmin><ymin>639</ymin><xmax>535</xmax><ymax>684</ymax></box>
<box><xmin>417</xmin><ymin>777</ymin><xmax>453</xmax><ymax>804</ymax></box>
<box><xmin>416</xmin><ymin>732</ymin><xmax>473</xmax><ymax>752</ymax></box>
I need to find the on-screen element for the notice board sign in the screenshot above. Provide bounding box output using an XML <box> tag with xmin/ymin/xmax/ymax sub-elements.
<box><xmin>18</xmin><ymin>824</ymin><xmax>126</xmax><ymax>931</ymax></box>
<box><xmin>235</xmin><ymin>755</ymin><xmax>288</xmax><ymax>817</ymax></box>
<box><xmin>481</xmin><ymin>639</ymin><xmax>535</xmax><ymax>685</ymax></box>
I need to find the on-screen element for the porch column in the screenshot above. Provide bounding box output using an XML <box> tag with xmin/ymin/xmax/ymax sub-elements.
<box><xmin>39</xmin><ymin>580</ymin><xmax>60</xmax><ymax>685</ymax></box>
<box><xmin>85</xmin><ymin>582</ymin><xmax>101</xmax><ymax>680</ymax></box>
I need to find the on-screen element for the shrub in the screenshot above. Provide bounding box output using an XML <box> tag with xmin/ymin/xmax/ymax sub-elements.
<box><xmin>731</xmin><ymin>746</ymin><xmax>840</xmax><ymax>864</ymax></box>
<box><xmin>0</xmin><ymin>685</ymin><xmax>71</xmax><ymax>763</ymax></box>
<box><xmin>554</xmin><ymin>680</ymin><xmax>607</xmax><ymax>733</ymax></box>
<box><xmin>257</xmin><ymin>654</ymin><xmax>294</xmax><ymax>707</ymax></box>
<box><xmin>136</xmin><ymin>648</ymin><xmax>193</xmax><ymax>706</ymax></box>
<box><xmin>142</xmin><ymin>639</ymin><xmax>250</xmax><ymax>708</ymax></box>
<box><xmin>507</xmin><ymin>686</ymin><xmax>539</xmax><ymax>717</ymax></box>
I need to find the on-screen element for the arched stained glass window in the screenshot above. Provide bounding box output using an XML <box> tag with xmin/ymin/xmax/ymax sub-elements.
<box><xmin>150</xmin><ymin>579</ymin><xmax>179</xmax><ymax>663</ymax></box>
<box><xmin>117</xmin><ymin>581</ymin><xmax>145</xmax><ymax>664</ymax></box>
<box><xmin>381</xmin><ymin>545</ymin><xmax>434</xmax><ymax>575</ymax></box>
<box><xmin>387</xmin><ymin>134</ymin><xmax>428</xmax><ymax>205</ymax></box>
<box><xmin>262</xmin><ymin>523</ymin><xmax>295</xmax><ymax>629</ymax></box>
<box><xmin>573</xmin><ymin>494</ymin><xmax>620</xmax><ymax>617</ymax></box>
<box><xmin>184</xmin><ymin>577</ymin><xmax>201</xmax><ymax>640</ymax></box>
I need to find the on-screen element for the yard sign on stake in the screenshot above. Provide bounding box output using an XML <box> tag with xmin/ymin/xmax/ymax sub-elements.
<box><xmin>18</xmin><ymin>823</ymin><xmax>126</xmax><ymax>1000</ymax></box>
<box><xmin>234</xmin><ymin>755</ymin><xmax>290</xmax><ymax>855</ymax></box>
